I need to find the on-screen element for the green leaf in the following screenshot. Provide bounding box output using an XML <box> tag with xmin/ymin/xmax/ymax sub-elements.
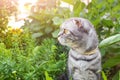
<box><xmin>73</xmin><ymin>1</ymin><xmax>85</xmax><ymax>16</ymax></box>
<box><xmin>52</xmin><ymin>17</ymin><xmax>64</xmax><ymax>26</ymax></box>
<box><xmin>52</xmin><ymin>29</ymin><xmax>59</xmax><ymax>38</ymax></box>
<box><xmin>32</xmin><ymin>32</ymin><xmax>43</xmax><ymax>38</ymax></box>
<box><xmin>45</xmin><ymin>27</ymin><xmax>53</xmax><ymax>34</ymax></box>
<box><xmin>51</xmin><ymin>45</ymin><xmax>57</xmax><ymax>52</ymax></box>
<box><xmin>100</xmin><ymin>48</ymin><xmax>106</xmax><ymax>56</ymax></box>
<box><xmin>96</xmin><ymin>2</ymin><xmax>105</xmax><ymax>10</ymax></box>
<box><xmin>0</xmin><ymin>43</ymin><xmax>6</xmax><ymax>48</ymax></box>
<box><xmin>92</xmin><ymin>18</ymin><xmax>100</xmax><ymax>26</ymax></box>
<box><xmin>113</xmin><ymin>5</ymin><xmax>120</xmax><ymax>12</ymax></box>
<box><xmin>101</xmin><ymin>19</ymin><xmax>113</xmax><ymax>28</ymax></box>
<box><xmin>99</xmin><ymin>34</ymin><xmax>120</xmax><ymax>48</ymax></box>
<box><xmin>102</xmin><ymin>71</ymin><xmax>107</xmax><ymax>80</ymax></box>
<box><xmin>45</xmin><ymin>71</ymin><xmax>53</xmax><ymax>80</ymax></box>
<box><xmin>103</xmin><ymin>55</ymin><xmax>120</xmax><ymax>68</ymax></box>
<box><xmin>61</xmin><ymin>0</ymin><xmax>74</xmax><ymax>5</ymax></box>
<box><xmin>33</xmin><ymin>46</ymin><xmax>41</xmax><ymax>54</ymax></box>
<box><xmin>108</xmin><ymin>0</ymin><xmax>114</xmax><ymax>3</ymax></box>
<box><xmin>112</xmin><ymin>71</ymin><xmax>120</xmax><ymax>80</ymax></box>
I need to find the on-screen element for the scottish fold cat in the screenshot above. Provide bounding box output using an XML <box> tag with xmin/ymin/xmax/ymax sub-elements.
<box><xmin>58</xmin><ymin>18</ymin><xmax>101</xmax><ymax>80</ymax></box>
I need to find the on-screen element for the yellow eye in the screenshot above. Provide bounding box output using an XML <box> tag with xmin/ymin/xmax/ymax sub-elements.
<box><xmin>64</xmin><ymin>29</ymin><xmax>70</xmax><ymax>34</ymax></box>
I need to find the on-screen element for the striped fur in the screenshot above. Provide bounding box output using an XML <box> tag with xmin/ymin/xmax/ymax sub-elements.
<box><xmin>58</xmin><ymin>18</ymin><xmax>101</xmax><ymax>80</ymax></box>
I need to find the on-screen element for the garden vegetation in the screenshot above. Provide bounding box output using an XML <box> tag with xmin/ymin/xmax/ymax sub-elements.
<box><xmin>0</xmin><ymin>0</ymin><xmax>120</xmax><ymax>80</ymax></box>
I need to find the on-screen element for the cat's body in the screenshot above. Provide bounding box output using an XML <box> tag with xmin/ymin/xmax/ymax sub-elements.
<box><xmin>58</xmin><ymin>18</ymin><xmax>101</xmax><ymax>80</ymax></box>
<box><xmin>68</xmin><ymin>48</ymin><xmax>101</xmax><ymax>80</ymax></box>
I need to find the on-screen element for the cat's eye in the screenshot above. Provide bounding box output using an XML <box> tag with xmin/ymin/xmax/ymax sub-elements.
<box><xmin>64</xmin><ymin>29</ymin><xmax>70</xmax><ymax>34</ymax></box>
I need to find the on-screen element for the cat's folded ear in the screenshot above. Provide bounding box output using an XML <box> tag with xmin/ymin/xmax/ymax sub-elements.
<box><xmin>73</xmin><ymin>19</ymin><xmax>82</xmax><ymax>28</ymax></box>
<box><xmin>73</xmin><ymin>19</ymin><xmax>89</xmax><ymax>34</ymax></box>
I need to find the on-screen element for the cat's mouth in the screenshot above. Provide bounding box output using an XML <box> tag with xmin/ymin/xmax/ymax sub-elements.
<box><xmin>58</xmin><ymin>36</ymin><xmax>66</xmax><ymax>45</ymax></box>
<box><xmin>58</xmin><ymin>36</ymin><xmax>75</xmax><ymax>47</ymax></box>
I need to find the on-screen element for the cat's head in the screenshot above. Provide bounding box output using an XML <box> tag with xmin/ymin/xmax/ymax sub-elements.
<box><xmin>58</xmin><ymin>18</ymin><xmax>98</xmax><ymax>52</ymax></box>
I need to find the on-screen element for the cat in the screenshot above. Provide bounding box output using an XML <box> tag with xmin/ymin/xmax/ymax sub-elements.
<box><xmin>58</xmin><ymin>18</ymin><xmax>101</xmax><ymax>80</ymax></box>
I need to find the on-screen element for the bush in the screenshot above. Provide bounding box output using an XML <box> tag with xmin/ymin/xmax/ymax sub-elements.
<box><xmin>30</xmin><ymin>39</ymin><xmax>68</xmax><ymax>80</ymax></box>
<box><xmin>0</xmin><ymin>0</ymin><xmax>17</xmax><ymax>41</ymax></box>
<box><xmin>24</xmin><ymin>7</ymin><xmax>70</xmax><ymax>43</ymax></box>
<box><xmin>0</xmin><ymin>31</ymin><xmax>68</xmax><ymax>79</ymax></box>
<box><xmin>0</xmin><ymin>28</ymin><xmax>35</xmax><ymax>80</ymax></box>
<box><xmin>1</xmin><ymin>0</ymin><xmax>120</xmax><ymax>79</ymax></box>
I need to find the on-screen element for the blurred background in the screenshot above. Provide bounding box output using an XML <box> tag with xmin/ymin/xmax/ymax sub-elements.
<box><xmin>0</xmin><ymin>0</ymin><xmax>120</xmax><ymax>80</ymax></box>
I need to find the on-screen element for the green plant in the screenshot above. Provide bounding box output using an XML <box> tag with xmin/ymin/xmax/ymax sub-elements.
<box><xmin>45</xmin><ymin>71</ymin><xmax>53</xmax><ymax>80</ymax></box>
<box><xmin>0</xmin><ymin>32</ymin><xmax>68</xmax><ymax>80</ymax></box>
<box><xmin>1</xmin><ymin>0</ymin><xmax>120</xmax><ymax>79</ymax></box>
<box><xmin>0</xmin><ymin>28</ymin><xmax>36</xmax><ymax>80</ymax></box>
<box><xmin>0</xmin><ymin>0</ymin><xmax>17</xmax><ymax>41</ymax></box>
<box><xmin>24</xmin><ymin>6</ymin><xmax>70</xmax><ymax>43</ymax></box>
<box><xmin>30</xmin><ymin>38</ymin><xmax>68</xmax><ymax>80</ymax></box>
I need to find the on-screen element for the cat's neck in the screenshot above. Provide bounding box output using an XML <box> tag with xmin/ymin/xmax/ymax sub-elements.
<box><xmin>71</xmin><ymin>47</ymin><xmax>86</xmax><ymax>55</ymax></box>
<box><xmin>71</xmin><ymin>46</ymin><xmax>98</xmax><ymax>55</ymax></box>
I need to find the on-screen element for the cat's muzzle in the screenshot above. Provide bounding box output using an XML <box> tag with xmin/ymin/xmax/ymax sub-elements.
<box><xmin>58</xmin><ymin>36</ymin><xmax>66</xmax><ymax>45</ymax></box>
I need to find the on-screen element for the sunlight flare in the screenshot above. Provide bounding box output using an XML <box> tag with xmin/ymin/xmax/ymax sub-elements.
<box><xmin>8</xmin><ymin>0</ymin><xmax>37</xmax><ymax>29</ymax></box>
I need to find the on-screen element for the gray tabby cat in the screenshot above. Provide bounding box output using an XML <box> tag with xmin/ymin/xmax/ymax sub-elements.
<box><xmin>58</xmin><ymin>18</ymin><xmax>101</xmax><ymax>80</ymax></box>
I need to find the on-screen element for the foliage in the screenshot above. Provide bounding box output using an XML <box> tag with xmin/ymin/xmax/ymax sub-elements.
<box><xmin>102</xmin><ymin>71</ymin><xmax>107</xmax><ymax>80</ymax></box>
<box><xmin>30</xmin><ymin>38</ymin><xmax>68</xmax><ymax>80</ymax></box>
<box><xmin>0</xmin><ymin>0</ymin><xmax>17</xmax><ymax>41</ymax></box>
<box><xmin>0</xmin><ymin>0</ymin><xmax>120</xmax><ymax>80</ymax></box>
<box><xmin>0</xmin><ymin>29</ymin><xmax>35</xmax><ymax>80</ymax></box>
<box><xmin>0</xmin><ymin>31</ymin><xmax>68</xmax><ymax>79</ymax></box>
<box><xmin>102</xmin><ymin>55</ymin><xmax>120</xmax><ymax>68</ymax></box>
<box><xmin>45</xmin><ymin>71</ymin><xmax>53</xmax><ymax>80</ymax></box>
<box><xmin>99</xmin><ymin>34</ymin><xmax>120</xmax><ymax>48</ymax></box>
<box><xmin>24</xmin><ymin>6</ymin><xmax>70</xmax><ymax>43</ymax></box>
<box><xmin>112</xmin><ymin>71</ymin><xmax>120</xmax><ymax>80</ymax></box>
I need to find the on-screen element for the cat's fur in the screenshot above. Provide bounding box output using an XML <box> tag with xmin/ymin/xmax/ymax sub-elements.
<box><xmin>58</xmin><ymin>18</ymin><xmax>101</xmax><ymax>80</ymax></box>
